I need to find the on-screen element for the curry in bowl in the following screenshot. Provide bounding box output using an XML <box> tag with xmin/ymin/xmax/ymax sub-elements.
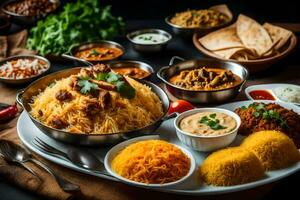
<box><xmin>170</xmin><ymin>9</ymin><xmax>229</xmax><ymax>28</ymax></box>
<box><xmin>75</xmin><ymin>46</ymin><xmax>123</xmax><ymax>62</ymax></box>
<box><xmin>169</xmin><ymin>67</ymin><xmax>242</xmax><ymax>91</ymax></box>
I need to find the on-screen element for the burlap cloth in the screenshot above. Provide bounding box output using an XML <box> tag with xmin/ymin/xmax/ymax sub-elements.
<box><xmin>0</xmin><ymin>30</ymin><xmax>35</xmax><ymax>59</ymax></box>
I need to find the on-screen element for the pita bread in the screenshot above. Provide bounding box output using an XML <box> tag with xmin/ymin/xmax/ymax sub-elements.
<box><xmin>236</xmin><ymin>14</ymin><xmax>273</xmax><ymax>56</ymax></box>
<box><xmin>263</xmin><ymin>23</ymin><xmax>292</xmax><ymax>50</ymax></box>
<box><xmin>214</xmin><ymin>47</ymin><xmax>258</xmax><ymax>60</ymax></box>
<box><xmin>199</xmin><ymin>24</ymin><xmax>244</xmax><ymax>51</ymax></box>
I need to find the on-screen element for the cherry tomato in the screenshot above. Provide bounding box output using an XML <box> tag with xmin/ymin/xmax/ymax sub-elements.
<box><xmin>168</xmin><ymin>100</ymin><xmax>194</xmax><ymax>115</ymax></box>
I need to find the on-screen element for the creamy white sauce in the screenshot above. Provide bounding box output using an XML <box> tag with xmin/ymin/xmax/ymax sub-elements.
<box><xmin>274</xmin><ymin>86</ymin><xmax>300</xmax><ymax>104</ymax></box>
<box><xmin>179</xmin><ymin>112</ymin><xmax>237</xmax><ymax>136</ymax></box>
<box><xmin>132</xmin><ymin>33</ymin><xmax>168</xmax><ymax>44</ymax></box>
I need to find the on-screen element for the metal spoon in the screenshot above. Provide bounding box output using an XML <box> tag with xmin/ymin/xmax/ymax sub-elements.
<box><xmin>0</xmin><ymin>140</ymin><xmax>80</xmax><ymax>192</ymax></box>
<box><xmin>33</xmin><ymin>137</ymin><xmax>107</xmax><ymax>173</ymax></box>
<box><xmin>61</xmin><ymin>54</ymin><xmax>94</xmax><ymax>67</ymax></box>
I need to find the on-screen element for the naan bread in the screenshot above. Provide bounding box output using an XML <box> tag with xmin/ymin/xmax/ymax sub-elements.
<box><xmin>214</xmin><ymin>47</ymin><xmax>257</xmax><ymax>60</ymax></box>
<box><xmin>236</xmin><ymin>14</ymin><xmax>273</xmax><ymax>56</ymax></box>
<box><xmin>199</xmin><ymin>24</ymin><xmax>244</xmax><ymax>51</ymax></box>
<box><xmin>263</xmin><ymin>23</ymin><xmax>292</xmax><ymax>50</ymax></box>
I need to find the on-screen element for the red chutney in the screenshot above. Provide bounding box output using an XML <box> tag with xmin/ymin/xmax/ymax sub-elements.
<box><xmin>249</xmin><ymin>90</ymin><xmax>275</xmax><ymax>100</ymax></box>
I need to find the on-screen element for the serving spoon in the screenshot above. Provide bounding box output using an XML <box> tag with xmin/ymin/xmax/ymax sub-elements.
<box><xmin>0</xmin><ymin>140</ymin><xmax>80</xmax><ymax>192</ymax></box>
<box><xmin>61</xmin><ymin>54</ymin><xmax>94</xmax><ymax>67</ymax></box>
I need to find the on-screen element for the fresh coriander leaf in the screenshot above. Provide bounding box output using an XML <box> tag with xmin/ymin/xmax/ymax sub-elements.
<box><xmin>116</xmin><ymin>81</ymin><xmax>136</xmax><ymax>99</ymax></box>
<box><xmin>255</xmin><ymin>104</ymin><xmax>265</xmax><ymax>111</ymax></box>
<box><xmin>106</xmin><ymin>72</ymin><xmax>121</xmax><ymax>83</ymax></box>
<box><xmin>209</xmin><ymin>113</ymin><xmax>216</xmax><ymax>119</ymax></box>
<box><xmin>96</xmin><ymin>73</ymin><xmax>108</xmax><ymax>81</ymax></box>
<box><xmin>211</xmin><ymin>124</ymin><xmax>227</xmax><ymax>130</ymax></box>
<box><xmin>254</xmin><ymin>111</ymin><xmax>261</xmax><ymax>118</ymax></box>
<box><xmin>262</xmin><ymin>111</ymin><xmax>270</xmax><ymax>119</ymax></box>
<box><xmin>90</xmin><ymin>49</ymin><xmax>100</xmax><ymax>56</ymax></box>
<box><xmin>77</xmin><ymin>79</ymin><xmax>98</xmax><ymax>94</ymax></box>
<box><xmin>199</xmin><ymin>116</ymin><xmax>209</xmax><ymax>123</ymax></box>
<box><xmin>207</xmin><ymin>120</ymin><xmax>218</xmax><ymax>127</ymax></box>
<box><xmin>241</xmin><ymin>106</ymin><xmax>247</xmax><ymax>110</ymax></box>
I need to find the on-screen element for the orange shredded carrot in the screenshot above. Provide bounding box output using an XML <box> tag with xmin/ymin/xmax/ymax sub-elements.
<box><xmin>111</xmin><ymin>140</ymin><xmax>190</xmax><ymax>184</ymax></box>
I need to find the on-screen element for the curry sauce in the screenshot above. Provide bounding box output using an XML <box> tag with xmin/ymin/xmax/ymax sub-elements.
<box><xmin>169</xmin><ymin>67</ymin><xmax>242</xmax><ymax>91</ymax></box>
<box><xmin>75</xmin><ymin>47</ymin><xmax>123</xmax><ymax>61</ymax></box>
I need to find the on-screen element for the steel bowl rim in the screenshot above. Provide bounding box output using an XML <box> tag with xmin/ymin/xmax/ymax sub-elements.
<box><xmin>19</xmin><ymin>67</ymin><xmax>170</xmax><ymax>137</ymax></box>
<box><xmin>108</xmin><ymin>60</ymin><xmax>155</xmax><ymax>75</ymax></box>
<box><xmin>126</xmin><ymin>28</ymin><xmax>172</xmax><ymax>46</ymax></box>
<box><xmin>0</xmin><ymin>54</ymin><xmax>51</xmax><ymax>82</ymax></box>
<box><xmin>157</xmin><ymin>58</ymin><xmax>249</xmax><ymax>93</ymax></box>
<box><xmin>1</xmin><ymin>0</ymin><xmax>61</xmax><ymax>17</ymax></box>
<box><xmin>165</xmin><ymin>15</ymin><xmax>232</xmax><ymax>31</ymax></box>
<box><xmin>69</xmin><ymin>40</ymin><xmax>125</xmax><ymax>60</ymax></box>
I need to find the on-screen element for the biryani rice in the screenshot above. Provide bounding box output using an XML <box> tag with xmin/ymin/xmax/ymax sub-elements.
<box><xmin>30</xmin><ymin>76</ymin><xmax>163</xmax><ymax>134</ymax></box>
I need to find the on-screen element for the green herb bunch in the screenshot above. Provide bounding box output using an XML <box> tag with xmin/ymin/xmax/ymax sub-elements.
<box><xmin>27</xmin><ymin>0</ymin><xmax>125</xmax><ymax>55</ymax></box>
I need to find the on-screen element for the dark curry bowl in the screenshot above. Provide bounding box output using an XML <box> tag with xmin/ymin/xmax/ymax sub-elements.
<box><xmin>157</xmin><ymin>56</ymin><xmax>249</xmax><ymax>104</ymax></box>
<box><xmin>67</xmin><ymin>40</ymin><xmax>125</xmax><ymax>65</ymax></box>
<box><xmin>1</xmin><ymin>0</ymin><xmax>60</xmax><ymax>27</ymax></box>
<box><xmin>0</xmin><ymin>54</ymin><xmax>51</xmax><ymax>85</ymax></box>
<box><xmin>16</xmin><ymin>67</ymin><xmax>170</xmax><ymax>146</ymax></box>
<box><xmin>108</xmin><ymin>60</ymin><xmax>154</xmax><ymax>80</ymax></box>
<box><xmin>165</xmin><ymin>14</ymin><xmax>232</xmax><ymax>38</ymax></box>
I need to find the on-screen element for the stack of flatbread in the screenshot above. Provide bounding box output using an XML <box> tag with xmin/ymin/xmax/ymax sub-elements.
<box><xmin>199</xmin><ymin>14</ymin><xmax>293</xmax><ymax>61</ymax></box>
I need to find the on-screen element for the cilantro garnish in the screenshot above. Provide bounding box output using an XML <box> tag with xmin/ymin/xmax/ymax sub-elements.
<box><xmin>199</xmin><ymin>113</ymin><xmax>227</xmax><ymax>130</ymax></box>
<box><xmin>77</xmin><ymin>77</ymin><xmax>98</xmax><ymax>94</ymax></box>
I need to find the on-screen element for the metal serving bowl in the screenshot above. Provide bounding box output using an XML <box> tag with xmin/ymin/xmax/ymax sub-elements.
<box><xmin>157</xmin><ymin>56</ymin><xmax>249</xmax><ymax>104</ymax></box>
<box><xmin>16</xmin><ymin>67</ymin><xmax>170</xmax><ymax>146</ymax></box>
<box><xmin>1</xmin><ymin>0</ymin><xmax>60</xmax><ymax>27</ymax></box>
<box><xmin>108</xmin><ymin>60</ymin><xmax>154</xmax><ymax>80</ymax></box>
<box><xmin>0</xmin><ymin>54</ymin><xmax>51</xmax><ymax>85</ymax></box>
<box><xmin>127</xmin><ymin>29</ymin><xmax>172</xmax><ymax>53</ymax></box>
<box><xmin>165</xmin><ymin>14</ymin><xmax>232</xmax><ymax>38</ymax></box>
<box><xmin>65</xmin><ymin>40</ymin><xmax>125</xmax><ymax>65</ymax></box>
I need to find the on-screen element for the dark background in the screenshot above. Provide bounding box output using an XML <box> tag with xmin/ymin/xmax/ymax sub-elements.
<box><xmin>1</xmin><ymin>0</ymin><xmax>300</xmax><ymax>200</ymax></box>
<box><xmin>105</xmin><ymin>0</ymin><xmax>300</xmax><ymax>23</ymax></box>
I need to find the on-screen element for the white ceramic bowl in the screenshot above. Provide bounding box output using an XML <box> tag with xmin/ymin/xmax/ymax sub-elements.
<box><xmin>174</xmin><ymin>108</ymin><xmax>241</xmax><ymax>152</ymax></box>
<box><xmin>104</xmin><ymin>135</ymin><xmax>196</xmax><ymax>188</ymax></box>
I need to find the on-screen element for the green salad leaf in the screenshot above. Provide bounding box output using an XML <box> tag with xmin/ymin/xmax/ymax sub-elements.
<box><xmin>27</xmin><ymin>0</ymin><xmax>125</xmax><ymax>55</ymax></box>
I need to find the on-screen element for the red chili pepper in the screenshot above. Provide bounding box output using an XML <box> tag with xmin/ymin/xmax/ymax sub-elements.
<box><xmin>0</xmin><ymin>103</ymin><xmax>18</xmax><ymax>123</ymax></box>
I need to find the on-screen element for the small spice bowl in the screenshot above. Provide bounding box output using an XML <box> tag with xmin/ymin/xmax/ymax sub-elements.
<box><xmin>174</xmin><ymin>108</ymin><xmax>241</xmax><ymax>152</ymax></box>
<box><xmin>127</xmin><ymin>29</ymin><xmax>172</xmax><ymax>53</ymax></box>
<box><xmin>108</xmin><ymin>60</ymin><xmax>154</xmax><ymax>80</ymax></box>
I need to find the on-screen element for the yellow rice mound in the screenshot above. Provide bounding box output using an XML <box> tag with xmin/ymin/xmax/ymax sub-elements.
<box><xmin>199</xmin><ymin>147</ymin><xmax>264</xmax><ymax>186</ymax></box>
<box><xmin>241</xmin><ymin>130</ymin><xmax>300</xmax><ymax>170</ymax></box>
<box><xmin>30</xmin><ymin>76</ymin><xmax>163</xmax><ymax>134</ymax></box>
<box><xmin>111</xmin><ymin>140</ymin><xmax>190</xmax><ymax>184</ymax></box>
